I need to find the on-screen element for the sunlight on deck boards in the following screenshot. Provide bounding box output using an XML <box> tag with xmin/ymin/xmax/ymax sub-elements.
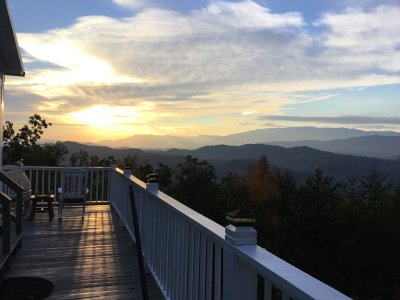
<box><xmin>4</xmin><ymin>205</ymin><xmax>164</xmax><ymax>300</ymax></box>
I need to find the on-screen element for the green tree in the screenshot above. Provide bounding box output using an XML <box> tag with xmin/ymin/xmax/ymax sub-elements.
<box><xmin>216</xmin><ymin>172</ymin><xmax>250</xmax><ymax>224</ymax></box>
<box><xmin>3</xmin><ymin>114</ymin><xmax>67</xmax><ymax>165</ymax></box>
<box><xmin>171</xmin><ymin>155</ymin><xmax>218</xmax><ymax>217</ymax></box>
<box><xmin>339</xmin><ymin>175</ymin><xmax>361</xmax><ymax>203</ymax></box>
<box><xmin>122</xmin><ymin>154</ymin><xmax>140</xmax><ymax>175</ymax></box>
<box><xmin>137</xmin><ymin>162</ymin><xmax>154</xmax><ymax>182</ymax></box>
<box><xmin>268</xmin><ymin>169</ymin><xmax>297</xmax><ymax>257</ymax></box>
<box><xmin>33</xmin><ymin>141</ymin><xmax>68</xmax><ymax>166</ymax></box>
<box><xmin>359</xmin><ymin>167</ymin><xmax>392</xmax><ymax>206</ymax></box>
<box><xmin>155</xmin><ymin>163</ymin><xmax>172</xmax><ymax>193</ymax></box>
<box><xmin>70</xmin><ymin>150</ymin><xmax>90</xmax><ymax>167</ymax></box>
<box><xmin>288</xmin><ymin>169</ymin><xmax>342</xmax><ymax>284</ymax></box>
<box><xmin>97</xmin><ymin>155</ymin><xmax>115</xmax><ymax>167</ymax></box>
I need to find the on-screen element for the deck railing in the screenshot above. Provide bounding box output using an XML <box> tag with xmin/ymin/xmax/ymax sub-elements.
<box><xmin>22</xmin><ymin>166</ymin><xmax>110</xmax><ymax>203</ymax></box>
<box><xmin>110</xmin><ymin>168</ymin><xmax>351</xmax><ymax>300</ymax></box>
<box><xmin>0</xmin><ymin>171</ymin><xmax>23</xmax><ymax>272</ymax></box>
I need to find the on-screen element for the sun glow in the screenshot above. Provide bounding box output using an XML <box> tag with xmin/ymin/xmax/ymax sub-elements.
<box><xmin>67</xmin><ymin>105</ymin><xmax>138</xmax><ymax>127</ymax></box>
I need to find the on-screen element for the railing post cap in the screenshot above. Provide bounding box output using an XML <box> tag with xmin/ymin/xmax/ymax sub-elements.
<box><xmin>110</xmin><ymin>160</ymin><xmax>117</xmax><ymax>169</ymax></box>
<box><xmin>146</xmin><ymin>173</ymin><xmax>158</xmax><ymax>183</ymax></box>
<box><xmin>225</xmin><ymin>208</ymin><xmax>256</xmax><ymax>226</ymax></box>
<box><xmin>146</xmin><ymin>174</ymin><xmax>158</xmax><ymax>192</ymax></box>
<box><xmin>225</xmin><ymin>224</ymin><xmax>257</xmax><ymax>246</ymax></box>
<box><xmin>123</xmin><ymin>165</ymin><xmax>131</xmax><ymax>176</ymax></box>
<box><xmin>225</xmin><ymin>208</ymin><xmax>257</xmax><ymax>245</ymax></box>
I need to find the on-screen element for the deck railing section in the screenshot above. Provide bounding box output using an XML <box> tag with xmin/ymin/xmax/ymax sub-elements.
<box><xmin>0</xmin><ymin>171</ymin><xmax>23</xmax><ymax>271</ymax></box>
<box><xmin>22</xmin><ymin>166</ymin><xmax>110</xmax><ymax>203</ymax></box>
<box><xmin>110</xmin><ymin>168</ymin><xmax>351</xmax><ymax>300</ymax></box>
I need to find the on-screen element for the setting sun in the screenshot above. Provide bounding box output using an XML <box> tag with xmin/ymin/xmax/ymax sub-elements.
<box><xmin>67</xmin><ymin>105</ymin><xmax>138</xmax><ymax>127</ymax></box>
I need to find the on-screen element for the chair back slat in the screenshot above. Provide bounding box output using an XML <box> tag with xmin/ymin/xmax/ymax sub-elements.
<box><xmin>62</xmin><ymin>169</ymin><xmax>88</xmax><ymax>199</ymax></box>
<box><xmin>58</xmin><ymin>168</ymin><xmax>89</xmax><ymax>219</ymax></box>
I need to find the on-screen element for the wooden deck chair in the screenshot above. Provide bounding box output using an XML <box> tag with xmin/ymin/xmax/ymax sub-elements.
<box><xmin>58</xmin><ymin>168</ymin><xmax>89</xmax><ymax>220</ymax></box>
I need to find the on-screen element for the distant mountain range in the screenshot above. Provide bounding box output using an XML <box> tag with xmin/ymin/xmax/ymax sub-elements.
<box><xmin>96</xmin><ymin>127</ymin><xmax>400</xmax><ymax>158</ymax></box>
<box><xmin>61</xmin><ymin>126</ymin><xmax>400</xmax><ymax>182</ymax></box>
<box><xmin>63</xmin><ymin>141</ymin><xmax>400</xmax><ymax>182</ymax></box>
<box><xmin>267</xmin><ymin>135</ymin><xmax>400</xmax><ymax>160</ymax></box>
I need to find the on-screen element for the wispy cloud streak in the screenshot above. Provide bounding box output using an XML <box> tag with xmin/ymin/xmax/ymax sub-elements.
<box><xmin>260</xmin><ymin>115</ymin><xmax>400</xmax><ymax>125</ymax></box>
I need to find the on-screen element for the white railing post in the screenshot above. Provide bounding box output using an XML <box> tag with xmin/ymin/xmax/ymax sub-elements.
<box><xmin>223</xmin><ymin>209</ymin><xmax>258</xmax><ymax>300</ymax></box>
<box><xmin>109</xmin><ymin>167</ymin><xmax>118</xmax><ymax>206</ymax></box>
<box><xmin>146</xmin><ymin>174</ymin><xmax>159</xmax><ymax>192</ymax></box>
<box><xmin>123</xmin><ymin>164</ymin><xmax>131</xmax><ymax>176</ymax></box>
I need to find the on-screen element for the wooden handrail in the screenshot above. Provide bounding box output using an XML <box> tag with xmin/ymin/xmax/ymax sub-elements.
<box><xmin>0</xmin><ymin>171</ymin><xmax>24</xmax><ymax>193</ymax></box>
<box><xmin>0</xmin><ymin>193</ymin><xmax>11</xmax><ymax>255</ymax></box>
<box><xmin>0</xmin><ymin>171</ymin><xmax>23</xmax><ymax>234</ymax></box>
<box><xmin>0</xmin><ymin>173</ymin><xmax>24</xmax><ymax>272</ymax></box>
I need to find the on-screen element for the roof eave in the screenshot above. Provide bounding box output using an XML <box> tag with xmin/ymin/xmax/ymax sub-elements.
<box><xmin>0</xmin><ymin>0</ymin><xmax>25</xmax><ymax>77</ymax></box>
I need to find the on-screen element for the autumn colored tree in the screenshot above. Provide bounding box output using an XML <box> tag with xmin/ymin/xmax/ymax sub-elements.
<box><xmin>246</xmin><ymin>155</ymin><xmax>278</xmax><ymax>206</ymax></box>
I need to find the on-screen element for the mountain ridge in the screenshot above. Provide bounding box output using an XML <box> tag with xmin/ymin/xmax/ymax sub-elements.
<box><xmin>96</xmin><ymin>127</ymin><xmax>400</xmax><ymax>151</ymax></box>
<box><xmin>63</xmin><ymin>141</ymin><xmax>400</xmax><ymax>182</ymax></box>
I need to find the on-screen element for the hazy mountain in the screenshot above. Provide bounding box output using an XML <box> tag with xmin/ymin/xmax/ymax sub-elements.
<box><xmin>98</xmin><ymin>134</ymin><xmax>218</xmax><ymax>149</ymax></box>
<box><xmin>222</xmin><ymin>127</ymin><xmax>400</xmax><ymax>144</ymax></box>
<box><xmin>161</xmin><ymin>144</ymin><xmax>400</xmax><ymax>181</ymax></box>
<box><xmin>267</xmin><ymin>136</ymin><xmax>400</xmax><ymax>160</ymax></box>
<box><xmin>97</xmin><ymin>127</ymin><xmax>400</xmax><ymax>150</ymax></box>
<box><xmin>63</xmin><ymin>141</ymin><xmax>185</xmax><ymax>167</ymax></box>
<box><xmin>64</xmin><ymin>142</ymin><xmax>400</xmax><ymax>182</ymax></box>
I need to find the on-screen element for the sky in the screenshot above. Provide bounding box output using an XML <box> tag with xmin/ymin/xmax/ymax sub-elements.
<box><xmin>4</xmin><ymin>0</ymin><xmax>400</xmax><ymax>142</ymax></box>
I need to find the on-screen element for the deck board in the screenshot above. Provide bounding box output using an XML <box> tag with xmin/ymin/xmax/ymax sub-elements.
<box><xmin>4</xmin><ymin>205</ymin><xmax>164</xmax><ymax>299</ymax></box>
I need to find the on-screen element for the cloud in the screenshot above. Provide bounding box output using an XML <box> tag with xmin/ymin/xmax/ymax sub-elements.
<box><xmin>242</xmin><ymin>109</ymin><xmax>257</xmax><ymax>116</ymax></box>
<box><xmin>14</xmin><ymin>1</ymin><xmax>311</xmax><ymax>107</ymax></box>
<box><xmin>198</xmin><ymin>1</ymin><xmax>304</xmax><ymax>29</ymax></box>
<box><xmin>259</xmin><ymin>115</ymin><xmax>400</xmax><ymax>125</ymax></box>
<box><xmin>7</xmin><ymin>1</ymin><xmax>400</xmax><ymax>139</ymax></box>
<box><xmin>112</xmin><ymin>0</ymin><xmax>146</xmax><ymax>10</ymax></box>
<box><xmin>315</xmin><ymin>5</ymin><xmax>400</xmax><ymax>72</ymax></box>
<box><xmin>341</xmin><ymin>0</ymin><xmax>399</xmax><ymax>8</ymax></box>
<box><xmin>16</xmin><ymin>1</ymin><xmax>398</xmax><ymax>97</ymax></box>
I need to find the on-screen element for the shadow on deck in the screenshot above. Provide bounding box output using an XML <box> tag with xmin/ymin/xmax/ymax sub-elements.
<box><xmin>4</xmin><ymin>205</ymin><xmax>164</xmax><ymax>299</ymax></box>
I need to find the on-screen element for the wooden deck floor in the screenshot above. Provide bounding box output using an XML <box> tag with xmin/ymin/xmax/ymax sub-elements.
<box><xmin>4</xmin><ymin>205</ymin><xmax>164</xmax><ymax>299</ymax></box>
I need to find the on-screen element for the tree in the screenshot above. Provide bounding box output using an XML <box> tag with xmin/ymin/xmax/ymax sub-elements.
<box><xmin>3</xmin><ymin>114</ymin><xmax>67</xmax><ymax>165</ymax></box>
<box><xmin>216</xmin><ymin>172</ymin><xmax>250</xmax><ymax>224</ymax></box>
<box><xmin>70</xmin><ymin>150</ymin><xmax>115</xmax><ymax>167</ymax></box>
<box><xmin>171</xmin><ymin>155</ymin><xmax>218</xmax><ymax>217</ymax></box>
<box><xmin>155</xmin><ymin>163</ymin><xmax>172</xmax><ymax>193</ymax></box>
<box><xmin>70</xmin><ymin>150</ymin><xmax>90</xmax><ymax>167</ymax></box>
<box><xmin>339</xmin><ymin>175</ymin><xmax>361</xmax><ymax>203</ymax></box>
<box><xmin>288</xmin><ymin>169</ymin><xmax>342</xmax><ymax>284</ymax></box>
<box><xmin>137</xmin><ymin>162</ymin><xmax>154</xmax><ymax>182</ymax></box>
<box><xmin>268</xmin><ymin>169</ymin><xmax>297</xmax><ymax>257</ymax></box>
<box><xmin>245</xmin><ymin>156</ymin><xmax>280</xmax><ymax>249</ymax></box>
<box><xmin>122</xmin><ymin>154</ymin><xmax>140</xmax><ymax>175</ymax></box>
<box><xmin>33</xmin><ymin>141</ymin><xmax>68</xmax><ymax>166</ymax></box>
<box><xmin>359</xmin><ymin>167</ymin><xmax>392</xmax><ymax>206</ymax></box>
<box><xmin>246</xmin><ymin>155</ymin><xmax>278</xmax><ymax>206</ymax></box>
